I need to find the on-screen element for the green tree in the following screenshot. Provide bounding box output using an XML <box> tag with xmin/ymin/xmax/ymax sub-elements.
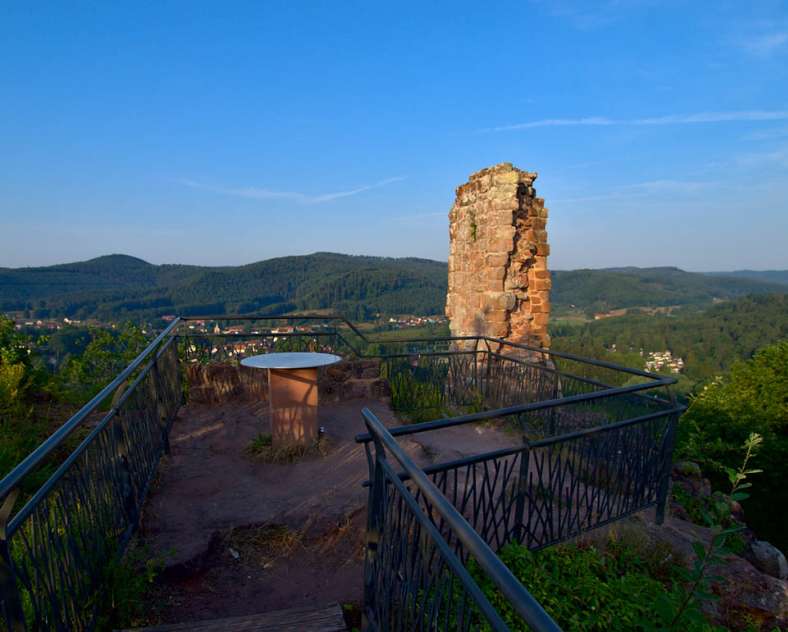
<box><xmin>0</xmin><ymin>316</ymin><xmax>34</xmax><ymax>414</ymax></box>
<box><xmin>57</xmin><ymin>324</ymin><xmax>148</xmax><ymax>403</ymax></box>
<box><xmin>0</xmin><ymin>316</ymin><xmax>52</xmax><ymax>484</ymax></box>
<box><xmin>677</xmin><ymin>340</ymin><xmax>788</xmax><ymax>550</ymax></box>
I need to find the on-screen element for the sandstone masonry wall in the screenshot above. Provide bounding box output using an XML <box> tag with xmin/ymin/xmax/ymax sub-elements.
<box><xmin>445</xmin><ymin>163</ymin><xmax>551</xmax><ymax>348</ymax></box>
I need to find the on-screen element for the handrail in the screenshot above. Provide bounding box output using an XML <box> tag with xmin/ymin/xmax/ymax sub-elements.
<box><xmin>355</xmin><ymin>377</ymin><xmax>679</xmax><ymax>445</ymax></box>
<box><xmin>363</xmin><ymin>407</ymin><xmax>562</xmax><ymax>632</ymax></box>
<box><xmin>375</xmin><ymin>456</ymin><xmax>511</xmax><ymax>631</ymax></box>
<box><xmin>361</xmin><ymin>406</ymin><xmax>684</xmax><ymax>488</ymax></box>
<box><xmin>486</xmin><ymin>336</ymin><xmax>664</xmax><ymax>380</ymax></box>
<box><xmin>0</xmin><ymin>317</ymin><xmax>181</xmax><ymax>501</ymax></box>
<box><xmin>179</xmin><ymin>312</ymin><xmax>370</xmax><ymax>342</ymax></box>
<box><xmin>6</xmin><ymin>336</ymin><xmax>179</xmax><ymax>535</ymax></box>
<box><xmin>177</xmin><ymin>321</ymin><xmax>368</xmax><ymax>358</ymax></box>
<box><xmin>177</xmin><ymin>313</ymin><xmax>671</xmax><ymax>382</ymax></box>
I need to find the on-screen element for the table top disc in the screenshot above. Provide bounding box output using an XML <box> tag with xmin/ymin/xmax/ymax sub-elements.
<box><xmin>240</xmin><ymin>352</ymin><xmax>342</xmax><ymax>370</ymax></box>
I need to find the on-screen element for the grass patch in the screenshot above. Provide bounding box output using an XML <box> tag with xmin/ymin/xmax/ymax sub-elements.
<box><xmin>342</xmin><ymin>601</ymin><xmax>363</xmax><ymax>631</ymax></box>
<box><xmin>248</xmin><ymin>432</ymin><xmax>273</xmax><ymax>451</ymax></box>
<box><xmin>245</xmin><ymin>432</ymin><xmax>330</xmax><ymax>463</ymax></box>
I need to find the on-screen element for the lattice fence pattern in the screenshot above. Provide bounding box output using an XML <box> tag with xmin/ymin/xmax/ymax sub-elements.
<box><xmin>365</xmin><ymin>459</ymin><xmax>512</xmax><ymax>631</ymax></box>
<box><xmin>2</xmin><ymin>339</ymin><xmax>181</xmax><ymax>631</ymax></box>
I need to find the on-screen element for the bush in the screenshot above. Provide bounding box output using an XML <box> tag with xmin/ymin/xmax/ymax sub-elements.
<box><xmin>0</xmin><ymin>316</ymin><xmax>35</xmax><ymax>414</ymax></box>
<box><xmin>94</xmin><ymin>544</ymin><xmax>166</xmax><ymax>630</ymax></box>
<box><xmin>676</xmin><ymin>340</ymin><xmax>788</xmax><ymax>550</ymax></box>
<box><xmin>387</xmin><ymin>366</ymin><xmax>447</xmax><ymax>422</ymax></box>
<box><xmin>0</xmin><ymin>316</ymin><xmax>54</xmax><ymax>486</ymax></box>
<box><xmin>471</xmin><ymin>541</ymin><xmax>719</xmax><ymax>631</ymax></box>
<box><xmin>56</xmin><ymin>323</ymin><xmax>147</xmax><ymax>403</ymax></box>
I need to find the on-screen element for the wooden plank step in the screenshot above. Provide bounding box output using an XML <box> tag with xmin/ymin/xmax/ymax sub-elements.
<box><xmin>118</xmin><ymin>602</ymin><xmax>347</xmax><ymax>632</ymax></box>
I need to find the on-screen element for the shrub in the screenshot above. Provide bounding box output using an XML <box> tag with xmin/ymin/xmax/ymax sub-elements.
<box><xmin>676</xmin><ymin>340</ymin><xmax>788</xmax><ymax>550</ymax></box>
<box><xmin>94</xmin><ymin>544</ymin><xmax>166</xmax><ymax>630</ymax></box>
<box><xmin>56</xmin><ymin>323</ymin><xmax>147</xmax><ymax>403</ymax></box>
<box><xmin>470</xmin><ymin>541</ymin><xmax>720</xmax><ymax>631</ymax></box>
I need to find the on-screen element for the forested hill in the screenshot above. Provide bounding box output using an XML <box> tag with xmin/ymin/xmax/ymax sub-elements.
<box><xmin>704</xmin><ymin>269</ymin><xmax>788</xmax><ymax>286</ymax></box>
<box><xmin>1</xmin><ymin>253</ymin><xmax>786</xmax><ymax>321</ymax></box>
<box><xmin>551</xmin><ymin>293</ymin><xmax>788</xmax><ymax>390</ymax></box>
<box><xmin>0</xmin><ymin>253</ymin><xmax>448</xmax><ymax>320</ymax></box>
<box><xmin>551</xmin><ymin>267</ymin><xmax>787</xmax><ymax>314</ymax></box>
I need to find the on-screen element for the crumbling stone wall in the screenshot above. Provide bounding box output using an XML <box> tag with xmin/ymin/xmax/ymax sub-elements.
<box><xmin>445</xmin><ymin>163</ymin><xmax>551</xmax><ymax>348</ymax></box>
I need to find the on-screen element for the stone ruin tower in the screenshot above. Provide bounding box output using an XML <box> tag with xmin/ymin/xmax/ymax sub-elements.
<box><xmin>445</xmin><ymin>163</ymin><xmax>551</xmax><ymax>348</ymax></box>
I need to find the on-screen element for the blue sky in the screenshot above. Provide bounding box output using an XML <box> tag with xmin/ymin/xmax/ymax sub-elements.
<box><xmin>1</xmin><ymin>1</ymin><xmax>787</xmax><ymax>270</ymax></box>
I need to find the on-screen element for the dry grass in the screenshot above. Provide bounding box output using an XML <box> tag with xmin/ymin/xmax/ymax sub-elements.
<box><xmin>245</xmin><ymin>432</ymin><xmax>331</xmax><ymax>464</ymax></box>
<box><xmin>315</xmin><ymin>510</ymin><xmax>366</xmax><ymax>562</ymax></box>
<box><xmin>224</xmin><ymin>524</ymin><xmax>304</xmax><ymax>568</ymax></box>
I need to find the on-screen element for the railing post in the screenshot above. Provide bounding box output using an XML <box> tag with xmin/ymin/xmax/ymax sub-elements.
<box><xmin>362</xmin><ymin>431</ymin><xmax>387</xmax><ymax>631</ymax></box>
<box><xmin>513</xmin><ymin>443</ymin><xmax>531</xmax><ymax>546</ymax></box>
<box><xmin>548</xmin><ymin>373</ymin><xmax>561</xmax><ymax>438</ymax></box>
<box><xmin>151</xmin><ymin>360</ymin><xmax>171</xmax><ymax>456</ymax></box>
<box><xmin>173</xmin><ymin>339</ymin><xmax>186</xmax><ymax>411</ymax></box>
<box><xmin>655</xmin><ymin>411</ymin><xmax>679</xmax><ymax>525</ymax></box>
<box><xmin>0</xmin><ymin>489</ymin><xmax>25</xmax><ymax>631</ymax></box>
<box><xmin>483</xmin><ymin>348</ymin><xmax>492</xmax><ymax>404</ymax></box>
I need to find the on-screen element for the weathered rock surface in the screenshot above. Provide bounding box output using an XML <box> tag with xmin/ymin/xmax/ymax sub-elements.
<box><xmin>597</xmin><ymin>513</ymin><xmax>788</xmax><ymax>631</ymax></box>
<box><xmin>445</xmin><ymin>163</ymin><xmax>551</xmax><ymax>349</ymax></box>
<box><xmin>749</xmin><ymin>540</ymin><xmax>788</xmax><ymax>580</ymax></box>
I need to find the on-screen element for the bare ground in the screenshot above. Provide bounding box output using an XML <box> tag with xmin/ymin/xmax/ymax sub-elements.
<box><xmin>136</xmin><ymin>397</ymin><xmax>523</xmax><ymax>626</ymax></box>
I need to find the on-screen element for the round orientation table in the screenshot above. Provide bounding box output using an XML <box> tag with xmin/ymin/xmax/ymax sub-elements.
<box><xmin>240</xmin><ymin>352</ymin><xmax>341</xmax><ymax>448</ymax></box>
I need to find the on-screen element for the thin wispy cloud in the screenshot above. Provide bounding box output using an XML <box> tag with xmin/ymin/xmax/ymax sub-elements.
<box><xmin>484</xmin><ymin>110</ymin><xmax>788</xmax><ymax>132</ymax></box>
<box><xmin>744</xmin><ymin>126</ymin><xmax>788</xmax><ymax>141</ymax></box>
<box><xmin>531</xmin><ymin>0</ymin><xmax>657</xmax><ymax>30</ymax></box>
<box><xmin>178</xmin><ymin>176</ymin><xmax>406</xmax><ymax>204</ymax></box>
<box><xmin>553</xmin><ymin>179</ymin><xmax>715</xmax><ymax>205</ymax></box>
<box><xmin>735</xmin><ymin>145</ymin><xmax>788</xmax><ymax>169</ymax></box>
<box><xmin>740</xmin><ymin>31</ymin><xmax>788</xmax><ymax>56</ymax></box>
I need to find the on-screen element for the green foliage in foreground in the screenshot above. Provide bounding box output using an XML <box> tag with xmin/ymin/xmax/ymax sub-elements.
<box><xmin>472</xmin><ymin>540</ymin><xmax>718</xmax><ymax>632</ymax></box>
<box><xmin>0</xmin><ymin>318</ymin><xmax>150</xmax><ymax>486</ymax></box>
<box><xmin>95</xmin><ymin>544</ymin><xmax>166</xmax><ymax>631</ymax></box>
<box><xmin>55</xmin><ymin>323</ymin><xmax>148</xmax><ymax>403</ymax></box>
<box><xmin>677</xmin><ymin>340</ymin><xmax>788</xmax><ymax>551</ymax></box>
<box><xmin>0</xmin><ymin>316</ymin><xmax>38</xmax><ymax>415</ymax></box>
<box><xmin>387</xmin><ymin>368</ymin><xmax>447</xmax><ymax>422</ymax></box>
<box><xmin>468</xmin><ymin>435</ymin><xmax>769</xmax><ymax>632</ymax></box>
<box><xmin>0</xmin><ymin>316</ymin><xmax>55</xmax><ymax>489</ymax></box>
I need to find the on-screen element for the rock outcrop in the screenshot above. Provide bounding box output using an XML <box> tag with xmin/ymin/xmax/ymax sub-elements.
<box><xmin>749</xmin><ymin>540</ymin><xmax>788</xmax><ymax>580</ymax></box>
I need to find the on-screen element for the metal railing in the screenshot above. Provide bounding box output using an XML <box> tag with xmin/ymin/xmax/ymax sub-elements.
<box><xmin>176</xmin><ymin>314</ymin><xmax>676</xmax><ymax>419</ymax></box>
<box><xmin>0</xmin><ymin>312</ymin><xmax>682</xmax><ymax>631</ymax></box>
<box><xmin>357</xmin><ymin>397</ymin><xmax>680</xmax><ymax>630</ymax></box>
<box><xmin>0</xmin><ymin>320</ymin><xmax>182</xmax><ymax>631</ymax></box>
<box><xmin>362</xmin><ymin>409</ymin><xmax>561</xmax><ymax>632</ymax></box>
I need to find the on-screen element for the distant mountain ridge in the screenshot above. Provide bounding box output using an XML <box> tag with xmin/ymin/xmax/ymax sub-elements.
<box><xmin>1</xmin><ymin>253</ymin><xmax>785</xmax><ymax>321</ymax></box>
<box><xmin>551</xmin><ymin>266</ymin><xmax>787</xmax><ymax>314</ymax></box>
<box><xmin>704</xmin><ymin>269</ymin><xmax>788</xmax><ymax>286</ymax></box>
<box><xmin>0</xmin><ymin>253</ymin><xmax>448</xmax><ymax>320</ymax></box>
